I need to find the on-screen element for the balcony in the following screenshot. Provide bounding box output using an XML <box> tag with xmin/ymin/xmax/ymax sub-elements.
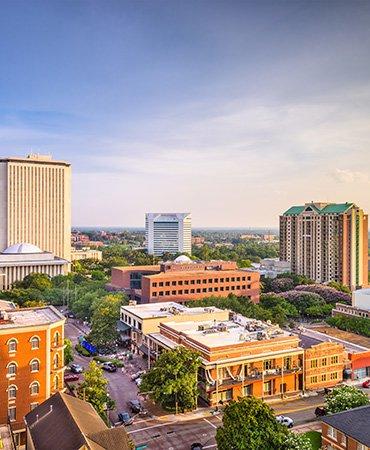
<box><xmin>51</xmin><ymin>365</ymin><xmax>65</xmax><ymax>374</ymax></box>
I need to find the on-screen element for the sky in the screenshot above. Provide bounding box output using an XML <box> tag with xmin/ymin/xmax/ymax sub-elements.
<box><xmin>1</xmin><ymin>0</ymin><xmax>370</xmax><ymax>228</ymax></box>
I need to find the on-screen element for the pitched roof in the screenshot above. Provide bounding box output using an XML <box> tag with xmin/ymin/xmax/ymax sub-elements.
<box><xmin>321</xmin><ymin>405</ymin><xmax>370</xmax><ymax>446</ymax></box>
<box><xmin>283</xmin><ymin>202</ymin><xmax>355</xmax><ymax>216</ymax></box>
<box><xmin>25</xmin><ymin>392</ymin><xmax>131</xmax><ymax>450</ymax></box>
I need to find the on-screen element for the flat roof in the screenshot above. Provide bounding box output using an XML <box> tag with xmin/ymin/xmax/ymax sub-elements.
<box><xmin>145</xmin><ymin>269</ymin><xmax>255</xmax><ymax>279</ymax></box>
<box><xmin>0</xmin><ymin>156</ymin><xmax>70</xmax><ymax>167</ymax></box>
<box><xmin>0</xmin><ymin>306</ymin><xmax>65</xmax><ymax>330</ymax></box>
<box><xmin>297</xmin><ymin>327</ymin><xmax>369</xmax><ymax>352</ymax></box>
<box><xmin>161</xmin><ymin>315</ymin><xmax>294</xmax><ymax>349</ymax></box>
<box><xmin>121</xmin><ymin>302</ymin><xmax>225</xmax><ymax>320</ymax></box>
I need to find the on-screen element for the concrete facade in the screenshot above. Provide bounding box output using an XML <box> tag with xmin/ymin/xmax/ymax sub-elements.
<box><xmin>0</xmin><ymin>154</ymin><xmax>71</xmax><ymax>262</ymax></box>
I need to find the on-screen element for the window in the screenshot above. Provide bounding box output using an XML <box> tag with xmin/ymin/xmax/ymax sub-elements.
<box><xmin>242</xmin><ymin>277</ymin><xmax>246</xmax><ymax>281</ymax></box>
<box><xmin>208</xmin><ymin>287</ymin><xmax>213</xmax><ymax>292</ymax></box>
<box><xmin>236</xmin><ymin>277</ymin><xmax>240</xmax><ymax>282</ymax></box>
<box><xmin>196</xmin><ymin>289</ymin><xmax>201</xmax><ymax>293</ymax></box>
<box><xmin>196</xmin><ymin>280</ymin><xmax>201</xmax><ymax>284</ymax></box>
<box><xmin>152</xmin><ymin>282</ymin><xmax>157</xmax><ymax>287</ymax></box>
<box><xmin>8</xmin><ymin>339</ymin><xmax>17</xmax><ymax>353</ymax></box>
<box><xmin>165</xmin><ymin>281</ymin><xmax>170</xmax><ymax>286</ymax></box>
<box><xmin>178</xmin><ymin>281</ymin><xmax>183</xmax><ymax>285</ymax></box>
<box><xmin>311</xmin><ymin>376</ymin><xmax>318</xmax><ymax>383</ymax></box>
<box><xmin>220</xmin><ymin>278</ymin><xmax>224</xmax><ymax>283</ymax></box>
<box><xmin>7</xmin><ymin>363</ymin><xmax>17</xmax><ymax>376</ymax></box>
<box><xmin>190</xmin><ymin>280</ymin><xmax>195</xmax><ymax>285</ymax></box>
<box><xmin>30</xmin><ymin>403</ymin><xmax>39</xmax><ymax>411</ymax></box>
<box><xmin>30</xmin><ymin>359</ymin><xmax>40</xmax><ymax>372</ymax></box>
<box><xmin>8</xmin><ymin>385</ymin><xmax>17</xmax><ymax>399</ymax></box>
<box><xmin>247</xmin><ymin>284</ymin><xmax>251</xmax><ymax>289</ymax></box>
<box><xmin>263</xmin><ymin>381</ymin><xmax>272</xmax><ymax>395</ymax></box>
<box><xmin>226</xmin><ymin>286</ymin><xmax>230</xmax><ymax>291</ymax></box>
<box><xmin>172</xmin><ymin>281</ymin><xmax>176</xmax><ymax>286</ymax></box>
<box><xmin>8</xmin><ymin>407</ymin><xmax>16</xmax><ymax>422</ymax></box>
<box><xmin>53</xmin><ymin>332</ymin><xmax>60</xmax><ymax>347</ymax></box>
<box><xmin>310</xmin><ymin>359</ymin><xmax>318</xmax><ymax>368</ymax></box>
<box><xmin>231</xmin><ymin>286</ymin><xmax>235</xmax><ymax>291</ymax></box>
<box><xmin>184</xmin><ymin>280</ymin><xmax>189</xmax><ymax>285</ymax></box>
<box><xmin>231</xmin><ymin>277</ymin><xmax>235</xmax><ymax>282</ymax></box>
<box><xmin>331</xmin><ymin>356</ymin><xmax>339</xmax><ymax>364</ymax></box>
<box><xmin>321</xmin><ymin>374</ymin><xmax>326</xmax><ymax>382</ymax></box>
<box><xmin>54</xmin><ymin>353</ymin><xmax>60</xmax><ymax>369</ymax></box>
<box><xmin>330</xmin><ymin>372</ymin><xmax>338</xmax><ymax>380</ymax></box>
<box><xmin>357</xmin><ymin>444</ymin><xmax>366</xmax><ymax>450</ymax></box>
<box><xmin>30</xmin><ymin>336</ymin><xmax>40</xmax><ymax>349</ymax></box>
<box><xmin>184</xmin><ymin>290</ymin><xmax>189</xmax><ymax>294</ymax></box>
<box><xmin>202</xmin><ymin>288</ymin><xmax>207</xmax><ymax>293</ymax></box>
<box><xmin>159</xmin><ymin>291</ymin><xmax>164</xmax><ymax>296</ymax></box>
<box><xmin>327</xmin><ymin>426</ymin><xmax>337</xmax><ymax>440</ymax></box>
<box><xmin>202</xmin><ymin>279</ymin><xmax>207</xmax><ymax>284</ymax></box>
<box><xmin>220</xmin><ymin>286</ymin><xmax>224</xmax><ymax>291</ymax></box>
<box><xmin>54</xmin><ymin>375</ymin><xmax>59</xmax><ymax>390</ymax></box>
<box><xmin>263</xmin><ymin>360</ymin><xmax>274</xmax><ymax>370</ymax></box>
<box><xmin>225</xmin><ymin>278</ymin><xmax>230</xmax><ymax>282</ymax></box>
<box><xmin>165</xmin><ymin>291</ymin><xmax>170</xmax><ymax>295</ymax></box>
<box><xmin>30</xmin><ymin>382</ymin><xmax>40</xmax><ymax>396</ymax></box>
<box><xmin>159</xmin><ymin>282</ymin><xmax>163</xmax><ymax>287</ymax></box>
<box><xmin>218</xmin><ymin>389</ymin><xmax>232</xmax><ymax>401</ymax></box>
<box><xmin>153</xmin><ymin>292</ymin><xmax>157</xmax><ymax>297</ymax></box>
<box><xmin>208</xmin><ymin>279</ymin><xmax>212</xmax><ymax>283</ymax></box>
<box><xmin>172</xmin><ymin>290</ymin><xmax>176</xmax><ymax>295</ymax></box>
<box><xmin>190</xmin><ymin>289</ymin><xmax>195</xmax><ymax>293</ymax></box>
<box><xmin>178</xmin><ymin>290</ymin><xmax>183</xmax><ymax>294</ymax></box>
<box><xmin>321</xmin><ymin>357</ymin><xmax>327</xmax><ymax>367</ymax></box>
<box><xmin>214</xmin><ymin>279</ymin><xmax>219</xmax><ymax>283</ymax></box>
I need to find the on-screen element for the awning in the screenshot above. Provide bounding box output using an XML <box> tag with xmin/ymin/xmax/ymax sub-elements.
<box><xmin>117</xmin><ymin>321</ymin><xmax>131</xmax><ymax>332</ymax></box>
<box><xmin>139</xmin><ymin>344</ymin><xmax>149</xmax><ymax>356</ymax></box>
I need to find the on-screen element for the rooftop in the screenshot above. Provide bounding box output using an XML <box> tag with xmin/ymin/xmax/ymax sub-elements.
<box><xmin>283</xmin><ymin>202</ymin><xmax>355</xmax><ymax>216</ymax></box>
<box><xmin>321</xmin><ymin>405</ymin><xmax>370</xmax><ymax>446</ymax></box>
<box><xmin>161</xmin><ymin>315</ymin><xmax>294</xmax><ymax>349</ymax></box>
<box><xmin>0</xmin><ymin>306</ymin><xmax>65</xmax><ymax>330</ymax></box>
<box><xmin>122</xmin><ymin>301</ymin><xmax>224</xmax><ymax>320</ymax></box>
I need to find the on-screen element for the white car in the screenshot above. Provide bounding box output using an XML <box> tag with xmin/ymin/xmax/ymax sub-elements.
<box><xmin>276</xmin><ymin>415</ymin><xmax>294</xmax><ymax>428</ymax></box>
<box><xmin>135</xmin><ymin>377</ymin><xmax>142</xmax><ymax>387</ymax></box>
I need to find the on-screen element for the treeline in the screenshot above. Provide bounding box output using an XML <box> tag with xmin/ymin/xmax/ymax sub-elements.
<box><xmin>326</xmin><ymin>315</ymin><xmax>370</xmax><ymax>338</ymax></box>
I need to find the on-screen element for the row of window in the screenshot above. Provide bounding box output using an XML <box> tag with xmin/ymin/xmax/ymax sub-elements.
<box><xmin>152</xmin><ymin>275</ymin><xmax>252</xmax><ymax>287</ymax></box>
<box><xmin>310</xmin><ymin>355</ymin><xmax>339</xmax><ymax>368</ymax></box>
<box><xmin>310</xmin><ymin>372</ymin><xmax>338</xmax><ymax>384</ymax></box>
<box><xmin>7</xmin><ymin>332</ymin><xmax>61</xmax><ymax>353</ymax></box>
<box><xmin>8</xmin><ymin>381</ymin><xmax>41</xmax><ymax>399</ymax></box>
<box><xmin>7</xmin><ymin>354</ymin><xmax>61</xmax><ymax>376</ymax></box>
<box><xmin>152</xmin><ymin>285</ymin><xmax>252</xmax><ymax>296</ymax></box>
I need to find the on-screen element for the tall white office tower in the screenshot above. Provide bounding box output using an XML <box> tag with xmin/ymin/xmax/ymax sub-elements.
<box><xmin>145</xmin><ymin>213</ymin><xmax>192</xmax><ymax>256</ymax></box>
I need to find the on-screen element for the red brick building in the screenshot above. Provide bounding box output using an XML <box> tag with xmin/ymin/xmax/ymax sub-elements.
<box><xmin>110</xmin><ymin>257</ymin><xmax>260</xmax><ymax>304</ymax></box>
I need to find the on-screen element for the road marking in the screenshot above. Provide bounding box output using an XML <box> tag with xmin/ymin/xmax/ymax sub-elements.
<box><xmin>128</xmin><ymin>422</ymin><xmax>174</xmax><ymax>434</ymax></box>
<box><xmin>132</xmin><ymin>417</ymin><xmax>158</xmax><ymax>425</ymax></box>
<box><xmin>203</xmin><ymin>418</ymin><xmax>218</xmax><ymax>429</ymax></box>
<box><xmin>214</xmin><ymin>415</ymin><xmax>222</xmax><ymax>421</ymax></box>
<box><xmin>275</xmin><ymin>404</ymin><xmax>323</xmax><ymax>415</ymax></box>
<box><xmin>204</xmin><ymin>445</ymin><xmax>217</xmax><ymax>449</ymax></box>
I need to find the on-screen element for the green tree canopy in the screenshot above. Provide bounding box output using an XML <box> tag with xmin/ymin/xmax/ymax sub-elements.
<box><xmin>16</xmin><ymin>272</ymin><xmax>53</xmax><ymax>290</ymax></box>
<box><xmin>325</xmin><ymin>385</ymin><xmax>369</xmax><ymax>414</ymax></box>
<box><xmin>140</xmin><ymin>347</ymin><xmax>201</xmax><ymax>412</ymax></box>
<box><xmin>64</xmin><ymin>338</ymin><xmax>74</xmax><ymax>365</ymax></box>
<box><xmin>77</xmin><ymin>361</ymin><xmax>114</xmax><ymax>422</ymax></box>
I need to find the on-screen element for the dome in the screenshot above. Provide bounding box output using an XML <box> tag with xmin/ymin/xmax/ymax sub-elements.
<box><xmin>3</xmin><ymin>243</ymin><xmax>43</xmax><ymax>254</ymax></box>
<box><xmin>174</xmin><ymin>254</ymin><xmax>193</xmax><ymax>264</ymax></box>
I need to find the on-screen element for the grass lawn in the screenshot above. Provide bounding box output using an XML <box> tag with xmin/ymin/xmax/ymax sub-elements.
<box><xmin>303</xmin><ymin>431</ymin><xmax>322</xmax><ymax>450</ymax></box>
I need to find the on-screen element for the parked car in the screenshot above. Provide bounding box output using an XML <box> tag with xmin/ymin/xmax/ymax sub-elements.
<box><xmin>190</xmin><ymin>444</ymin><xmax>203</xmax><ymax>450</ymax></box>
<box><xmin>70</xmin><ymin>363</ymin><xmax>83</xmax><ymax>374</ymax></box>
<box><xmin>362</xmin><ymin>379</ymin><xmax>370</xmax><ymax>388</ymax></box>
<box><xmin>102</xmin><ymin>362</ymin><xmax>117</xmax><ymax>372</ymax></box>
<box><xmin>276</xmin><ymin>415</ymin><xmax>294</xmax><ymax>428</ymax></box>
<box><xmin>118</xmin><ymin>412</ymin><xmax>133</xmax><ymax>426</ymax></box>
<box><xmin>315</xmin><ymin>406</ymin><xmax>327</xmax><ymax>417</ymax></box>
<box><xmin>131</xmin><ymin>370</ymin><xmax>145</xmax><ymax>381</ymax></box>
<box><xmin>128</xmin><ymin>400</ymin><xmax>142</xmax><ymax>413</ymax></box>
<box><xmin>64</xmin><ymin>373</ymin><xmax>80</xmax><ymax>382</ymax></box>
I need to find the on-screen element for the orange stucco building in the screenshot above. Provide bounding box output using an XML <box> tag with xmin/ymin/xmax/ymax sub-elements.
<box><xmin>0</xmin><ymin>306</ymin><xmax>65</xmax><ymax>446</ymax></box>
<box><xmin>110</xmin><ymin>257</ymin><xmax>260</xmax><ymax>304</ymax></box>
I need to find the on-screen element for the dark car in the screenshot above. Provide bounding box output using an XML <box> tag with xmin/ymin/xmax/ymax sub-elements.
<box><xmin>118</xmin><ymin>412</ymin><xmax>133</xmax><ymax>426</ymax></box>
<box><xmin>191</xmin><ymin>444</ymin><xmax>203</xmax><ymax>450</ymax></box>
<box><xmin>70</xmin><ymin>363</ymin><xmax>83</xmax><ymax>374</ymax></box>
<box><xmin>315</xmin><ymin>406</ymin><xmax>327</xmax><ymax>417</ymax></box>
<box><xmin>64</xmin><ymin>373</ymin><xmax>80</xmax><ymax>382</ymax></box>
<box><xmin>102</xmin><ymin>362</ymin><xmax>117</xmax><ymax>372</ymax></box>
<box><xmin>128</xmin><ymin>400</ymin><xmax>142</xmax><ymax>413</ymax></box>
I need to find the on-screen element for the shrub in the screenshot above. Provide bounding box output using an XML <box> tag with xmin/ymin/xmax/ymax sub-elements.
<box><xmin>326</xmin><ymin>315</ymin><xmax>370</xmax><ymax>338</ymax></box>
<box><xmin>93</xmin><ymin>356</ymin><xmax>124</xmax><ymax>368</ymax></box>
<box><xmin>75</xmin><ymin>343</ymin><xmax>91</xmax><ymax>357</ymax></box>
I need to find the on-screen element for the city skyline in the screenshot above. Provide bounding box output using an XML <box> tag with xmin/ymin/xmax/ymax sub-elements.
<box><xmin>1</xmin><ymin>1</ymin><xmax>370</xmax><ymax>227</ymax></box>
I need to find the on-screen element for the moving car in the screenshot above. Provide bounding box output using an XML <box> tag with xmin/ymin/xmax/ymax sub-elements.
<box><xmin>362</xmin><ymin>379</ymin><xmax>370</xmax><ymax>388</ymax></box>
<box><xmin>128</xmin><ymin>399</ymin><xmax>142</xmax><ymax>413</ymax></box>
<box><xmin>64</xmin><ymin>373</ymin><xmax>80</xmax><ymax>382</ymax></box>
<box><xmin>315</xmin><ymin>406</ymin><xmax>327</xmax><ymax>417</ymax></box>
<box><xmin>118</xmin><ymin>412</ymin><xmax>133</xmax><ymax>426</ymax></box>
<box><xmin>102</xmin><ymin>362</ymin><xmax>117</xmax><ymax>372</ymax></box>
<box><xmin>70</xmin><ymin>363</ymin><xmax>83</xmax><ymax>374</ymax></box>
<box><xmin>276</xmin><ymin>415</ymin><xmax>294</xmax><ymax>428</ymax></box>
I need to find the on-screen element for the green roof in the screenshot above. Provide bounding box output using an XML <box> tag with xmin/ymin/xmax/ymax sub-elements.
<box><xmin>283</xmin><ymin>202</ymin><xmax>354</xmax><ymax>216</ymax></box>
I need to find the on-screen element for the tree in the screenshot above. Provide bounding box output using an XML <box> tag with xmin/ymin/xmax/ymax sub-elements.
<box><xmin>216</xmin><ymin>397</ymin><xmax>289</xmax><ymax>450</ymax></box>
<box><xmin>64</xmin><ymin>338</ymin><xmax>74</xmax><ymax>365</ymax></box>
<box><xmin>325</xmin><ymin>385</ymin><xmax>369</xmax><ymax>414</ymax></box>
<box><xmin>282</xmin><ymin>433</ymin><xmax>312</xmax><ymax>450</ymax></box>
<box><xmin>18</xmin><ymin>273</ymin><xmax>53</xmax><ymax>290</ymax></box>
<box><xmin>77</xmin><ymin>361</ymin><xmax>114</xmax><ymax>422</ymax></box>
<box><xmin>88</xmin><ymin>294</ymin><xmax>125</xmax><ymax>348</ymax></box>
<box><xmin>140</xmin><ymin>347</ymin><xmax>201</xmax><ymax>412</ymax></box>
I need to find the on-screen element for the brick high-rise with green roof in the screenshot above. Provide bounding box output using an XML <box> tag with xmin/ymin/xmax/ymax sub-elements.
<box><xmin>280</xmin><ymin>202</ymin><xmax>368</xmax><ymax>288</ymax></box>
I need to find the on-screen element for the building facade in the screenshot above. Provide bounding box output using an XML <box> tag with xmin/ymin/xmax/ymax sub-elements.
<box><xmin>0</xmin><ymin>154</ymin><xmax>71</xmax><ymax>262</ymax></box>
<box><xmin>280</xmin><ymin>202</ymin><xmax>368</xmax><ymax>288</ymax></box>
<box><xmin>145</xmin><ymin>213</ymin><xmax>192</xmax><ymax>256</ymax></box>
<box><xmin>0</xmin><ymin>243</ymin><xmax>68</xmax><ymax>290</ymax></box>
<box><xmin>111</xmin><ymin>257</ymin><xmax>260</xmax><ymax>304</ymax></box>
<box><xmin>70</xmin><ymin>247</ymin><xmax>103</xmax><ymax>262</ymax></box>
<box><xmin>0</xmin><ymin>306</ymin><xmax>65</xmax><ymax>446</ymax></box>
<box><xmin>321</xmin><ymin>405</ymin><xmax>370</xmax><ymax>450</ymax></box>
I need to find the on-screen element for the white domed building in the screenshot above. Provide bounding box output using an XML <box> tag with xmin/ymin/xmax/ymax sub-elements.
<box><xmin>0</xmin><ymin>243</ymin><xmax>68</xmax><ymax>290</ymax></box>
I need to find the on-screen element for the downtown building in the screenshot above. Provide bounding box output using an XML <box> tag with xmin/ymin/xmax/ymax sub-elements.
<box><xmin>145</xmin><ymin>213</ymin><xmax>192</xmax><ymax>256</ymax></box>
<box><xmin>280</xmin><ymin>202</ymin><xmax>368</xmax><ymax>288</ymax></box>
<box><xmin>0</xmin><ymin>306</ymin><xmax>65</xmax><ymax>446</ymax></box>
<box><xmin>0</xmin><ymin>154</ymin><xmax>71</xmax><ymax>287</ymax></box>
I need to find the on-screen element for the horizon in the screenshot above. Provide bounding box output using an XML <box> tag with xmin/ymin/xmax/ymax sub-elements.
<box><xmin>1</xmin><ymin>1</ymin><xmax>370</xmax><ymax>227</ymax></box>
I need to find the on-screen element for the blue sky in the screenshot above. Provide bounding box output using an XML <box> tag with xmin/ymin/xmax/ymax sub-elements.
<box><xmin>1</xmin><ymin>0</ymin><xmax>370</xmax><ymax>227</ymax></box>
